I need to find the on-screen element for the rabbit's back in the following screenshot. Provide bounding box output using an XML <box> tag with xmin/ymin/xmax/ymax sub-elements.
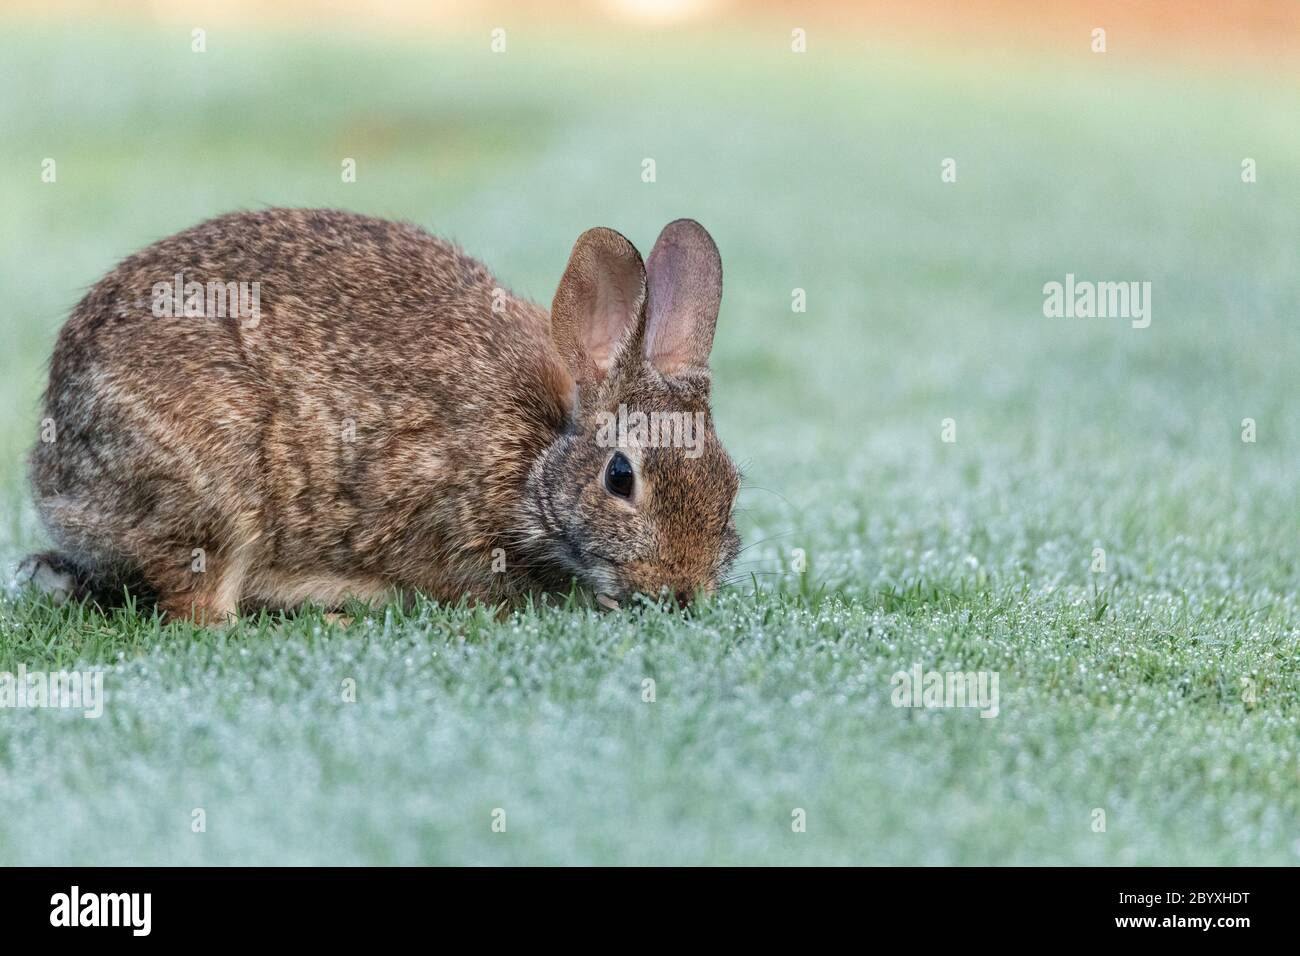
<box><xmin>29</xmin><ymin>209</ymin><xmax>570</xmax><ymax>617</ymax></box>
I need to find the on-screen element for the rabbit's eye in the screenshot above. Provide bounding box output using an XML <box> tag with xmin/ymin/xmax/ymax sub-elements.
<box><xmin>604</xmin><ymin>452</ymin><xmax>635</xmax><ymax>499</ymax></box>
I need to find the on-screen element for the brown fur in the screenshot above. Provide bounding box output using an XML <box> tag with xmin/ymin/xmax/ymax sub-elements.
<box><xmin>26</xmin><ymin>209</ymin><xmax>739</xmax><ymax>622</ymax></box>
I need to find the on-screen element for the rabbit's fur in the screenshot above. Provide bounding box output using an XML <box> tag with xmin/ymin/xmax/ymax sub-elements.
<box><xmin>25</xmin><ymin>209</ymin><xmax>740</xmax><ymax>622</ymax></box>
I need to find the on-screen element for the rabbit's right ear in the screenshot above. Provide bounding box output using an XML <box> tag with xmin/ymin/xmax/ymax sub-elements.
<box><xmin>551</xmin><ymin>227</ymin><xmax>646</xmax><ymax>385</ymax></box>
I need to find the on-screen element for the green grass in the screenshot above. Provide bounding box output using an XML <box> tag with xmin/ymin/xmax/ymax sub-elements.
<box><xmin>0</xmin><ymin>20</ymin><xmax>1297</xmax><ymax>864</ymax></box>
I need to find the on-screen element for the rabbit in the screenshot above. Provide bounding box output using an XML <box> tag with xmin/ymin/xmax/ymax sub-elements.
<box><xmin>21</xmin><ymin>209</ymin><xmax>741</xmax><ymax>623</ymax></box>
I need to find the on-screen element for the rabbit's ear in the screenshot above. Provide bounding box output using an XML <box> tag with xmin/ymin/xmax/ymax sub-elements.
<box><xmin>643</xmin><ymin>219</ymin><xmax>722</xmax><ymax>374</ymax></box>
<box><xmin>551</xmin><ymin>227</ymin><xmax>646</xmax><ymax>383</ymax></box>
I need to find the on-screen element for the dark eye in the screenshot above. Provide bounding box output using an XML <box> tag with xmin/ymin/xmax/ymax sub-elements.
<box><xmin>604</xmin><ymin>452</ymin><xmax>635</xmax><ymax>499</ymax></box>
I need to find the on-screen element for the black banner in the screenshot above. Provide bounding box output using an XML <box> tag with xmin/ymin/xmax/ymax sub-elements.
<box><xmin>0</xmin><ymin>867</ymin><xmax>1283</xmax><ymax>943</ymax></box>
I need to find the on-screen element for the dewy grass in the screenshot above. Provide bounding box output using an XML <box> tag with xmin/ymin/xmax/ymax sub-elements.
<box><xmin>0</xmin><ymin>25</ymin><xmax>1297</xmax><ymax>864</ymax></box>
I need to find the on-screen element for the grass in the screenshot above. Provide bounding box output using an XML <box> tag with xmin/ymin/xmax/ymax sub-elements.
<box><xmin>0</xmin><ymin>19</ymin><xmax>1297</xmax><ymax>864</ymax></box>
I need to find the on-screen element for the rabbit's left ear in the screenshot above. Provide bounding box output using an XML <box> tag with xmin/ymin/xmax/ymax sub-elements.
<box><xmin>643</xmin><ymin>219</ymin><xmax>722</xmax><ymax>374</ymax></box>
<box><xmin>551</xmin><ymin>227</ymin><xmax>646</xmax><ymax>385</ymax></box>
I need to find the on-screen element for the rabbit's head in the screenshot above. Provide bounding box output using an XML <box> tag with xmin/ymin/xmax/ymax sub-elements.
<box><xmin>523</xmin><ymin>219</ymin><xmax>740</xmax><ymax>608</ymax></box>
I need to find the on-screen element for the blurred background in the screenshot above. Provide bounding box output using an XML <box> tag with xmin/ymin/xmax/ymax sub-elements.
<box><xmin>2</xmin><ymin>0</ymin><xmax>1296</xmax><ymax>582</ymax></box>
<box><xmin>2</xmin><ymin>0</ymin><xmax>1297</xmax><ymax>551</ymax></box>
<box><xmin>0</xmin><ymin>1</ymin><xmax>1297</xmax><ymax>864</ymax></box>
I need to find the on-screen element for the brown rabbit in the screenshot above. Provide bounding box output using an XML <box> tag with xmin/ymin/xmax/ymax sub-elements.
<box><xmin>21</xmin><ymin>209</ymin><xmax>740</xmax><ymax>622</ymax></box>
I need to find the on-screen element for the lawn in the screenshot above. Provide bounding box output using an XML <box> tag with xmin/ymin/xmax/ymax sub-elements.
<box><xmin>0</xmin><ymin>19</ymin><xmax>1296</xmax><ymax>865</ymax></box>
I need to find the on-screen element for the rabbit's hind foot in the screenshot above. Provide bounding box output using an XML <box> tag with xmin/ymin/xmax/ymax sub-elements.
<box><xmin>13</xmin><ymin>552</ymin><xmax>77</xmax><ymax>605</ymax></box>
<box><xmin>152</xmin><ymin>541</ymin><xmax>256</xmax><ymax>627</ymax></box>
